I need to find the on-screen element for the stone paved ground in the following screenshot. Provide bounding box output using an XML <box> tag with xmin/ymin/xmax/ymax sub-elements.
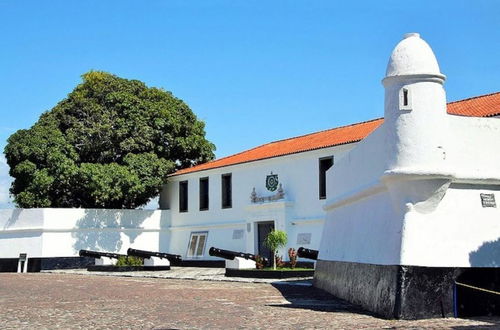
<box><xmin>47</xmin><ymin>267</ymin><xmax>313</xmax><ymax>284</ymax></box>
<box><xmin>1</xmin><ymin>273</ymin><xmax>500</xmax><ymax>329</ymax></box>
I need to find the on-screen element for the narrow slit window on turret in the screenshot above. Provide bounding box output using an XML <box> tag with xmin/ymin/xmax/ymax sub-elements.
<box><xmin>399</xmin><ymin>87</ymin><xmax>412</xmax><ymax>110</ymax></box>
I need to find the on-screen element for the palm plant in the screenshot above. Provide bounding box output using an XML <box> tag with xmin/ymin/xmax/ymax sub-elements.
<box><xmin>264</xmin><ymin>230</ymin><xmax>288</xmax><ymax>270</ymax></box>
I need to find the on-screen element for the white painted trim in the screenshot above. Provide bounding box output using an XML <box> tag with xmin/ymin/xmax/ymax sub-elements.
<box><xmin>186</xmin><ymin>231</ymin><xmax>208</xmax><ymax>258</ymax></box>
<box><xmin>323</xmin><ymin>180</ymin><xmax>387</xmax><ymax>211</ymax></box>
<box><xmin>384</xmin><ymin>169</ymin><xmax>500</xmax><ymax>185</ymax></box>
<box><xmin>0</xmin><ymin>227</ymin><xmax>166</xmax><ymax>234</ymax></box>
<box><xmin>290</xmin><ymin>218</ymin><xmax>324</xmax><ymax>226</ymax></box>
<box><xmin>0</xmin><ymin>222</ymin><xmax>254</xmax><ymax>234</ymax></box>
<box><xmin>245</xmin><ymin>201</ymin><xmax>294</xmax><ymax>212</ymax></box>
<box><xmin>322</xmin><ymin>170</ymin><xmax>500</xmax><ymax>214</ymax></box>
<box><xmin>382</xmin><ymin>73</ymin><xmax>446</xmax><ymax>87</ymax></box>
<box><xmin>168</xmin><ymin>221</ymin><xmax>246</xmax><ymax>231</ymax></box>
<box><xmin>452</xmin><ymin>175</ymin><xmax>500</xmax><ymax>185</ymax></box>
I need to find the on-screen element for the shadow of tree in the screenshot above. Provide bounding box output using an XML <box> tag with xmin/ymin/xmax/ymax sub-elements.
<box><xmin>469</xmin><ymin>238</ymin><xmax>500</xmax><ymax>267</ymax></box>
<box><xmin>120</xmin><ymin>210</ymin><xmax>156</xmax><ymax>244</ymax></box>
<box><xmin>4</xmin><ymin>209</ymin><xmax>22</xmax><ymax>229</ymax></box>
<box><xmin>72</xmin><ymin>209</ymin><xmax>155</xmax><ymax>253</ymax></box>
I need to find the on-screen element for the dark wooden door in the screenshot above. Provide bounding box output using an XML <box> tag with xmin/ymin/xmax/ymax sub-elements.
<box><xmin>257</xmin><ymin>222</ymin><xmax>275</xmax><ymax>261</ymax></box>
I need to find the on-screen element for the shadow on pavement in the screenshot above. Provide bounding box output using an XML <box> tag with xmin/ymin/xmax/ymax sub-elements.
<box><xmin>452</xmin><ymin>317</ymin><xmax>500</xmax><ymax>329</ymax></box>
<box><xmin>269</xmin><ymin>281</ymin><xmax>374</xmax><ymax>316</ymax></box>
<box><xmin>271</xmin><ymin>281</ymin><xmax>500</xmax><ymax>327</ymax></box>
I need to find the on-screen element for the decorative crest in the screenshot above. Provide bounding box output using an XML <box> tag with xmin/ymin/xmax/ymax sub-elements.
<box><xmin>266</xmin><ymin>172</ymin><xmax>279</xmax><ymax>192</ymax></box>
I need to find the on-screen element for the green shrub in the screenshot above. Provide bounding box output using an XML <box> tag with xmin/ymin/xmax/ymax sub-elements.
<box><xmin>115</xmin><ymin>256</ymin><xmax>143</xmax><ymax>266</ymax></box>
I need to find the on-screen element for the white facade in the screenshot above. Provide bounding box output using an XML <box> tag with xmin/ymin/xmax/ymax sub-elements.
<box><xmin>319</xmin><ymin>33</ymin><xmax>500</xmax><ymax>268</ymax></box>
<box><xmin>160</xmin><ymin>144</ymin><xmax>354</xmax><ymax>260</ymax></box>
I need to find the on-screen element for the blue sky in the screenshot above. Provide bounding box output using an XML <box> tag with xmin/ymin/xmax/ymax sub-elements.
<box><xmin>0</xmin><ymin>1</ymin><xmax>498</xmax><ymax>208</ymax></box>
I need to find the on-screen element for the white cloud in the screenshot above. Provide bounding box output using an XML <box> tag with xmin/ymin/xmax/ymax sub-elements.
<box><xmin>0</xmin><ymin>155</ymin><xmax>14</xmax><ymax>209</ymax></box>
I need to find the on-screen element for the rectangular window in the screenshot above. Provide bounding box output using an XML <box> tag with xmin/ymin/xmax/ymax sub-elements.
<box><xmin>187</xmin><ymin>231</ymin><xmax>208</xmax><ymax>258</ymax></box>
<box><xmin>221</xmin><ymin>173</ymin><xmax>232</xmax><ymax>208</ymax></box>
<box><xmin>179</xmin><ymin>180</ymin><xmax>188</xmax><ymax>212</ymax></box>
<box><xmin>399</xmin><ymin>87</ymin><xmax>412</xmax><ymax>111</ymax></box>
<box><xmin>319</xmin><ymin>156</ymin><xmax>334</xmax><ymax>199</ymax></box>
<box><xmin>199</xmin><ymin>177</ymin><xmax>209</xmax><ymax>211</ymax></box>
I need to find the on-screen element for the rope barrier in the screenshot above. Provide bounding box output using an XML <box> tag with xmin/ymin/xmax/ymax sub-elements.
<box><xmin>455</xmin><ymin>281</ymin><xmax>500</xmax><ymax>296</ymax></box>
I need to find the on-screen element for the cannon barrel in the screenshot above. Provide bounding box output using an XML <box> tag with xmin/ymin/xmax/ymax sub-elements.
<box><xmin>297</xmin><ymin>247</ymin><xmax>319</xmax><ymax>260</ymax></box>
<box><xmin>79</xmin><ymin>249</ymin><xmax>125</xmax><ymax>259</ymax></box>
<box><xmin>127</xmin><ymin>248</ymin><xmax>182</xmax><ymax>262</ymax></box>
<box><xmin>209</xmin><ymin>247</ymin><xmax>268</xmax><ymax>264</ymax></box>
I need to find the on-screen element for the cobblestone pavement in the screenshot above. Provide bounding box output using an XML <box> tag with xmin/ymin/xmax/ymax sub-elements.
<box><xmin>46</xmin><ymin>267</ymin><xmax>313</xmax><ymax>284</ymax></box>
<box><xmin>1</xmin><ymin>273</ymin><xmax>500</xmax><ymax>329</ymax></box>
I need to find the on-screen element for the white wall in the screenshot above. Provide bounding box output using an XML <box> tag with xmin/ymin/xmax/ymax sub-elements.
<box><xmin>320</xmin><ymin>114</ymin><xmax>500</xmax><ymax>269</ymax></box>
<box><xmin>320</xmin><ymin>189</ymin><xmax>404</xmax><ymax>265</ymax></box>
<box><xmin>401</xmin><ymin>184</ymin><xmax>500</xmax><ymax>267</ymax></box>
<box><xmin>447</xmin><ymin>116</ymin><xmax>500</xmax><ymax>180</ymax></box>
<box><xmin>168</xmin><ymin>224</ymin><xmax>246</xmax><ymax>259</ymax></box>
<box><xmin>160</xmin><ymin>144</ymin><xmax>354</xmax><ymax>259</ymax></box>
<box><xmin>325</xmin><ymin>125</ymin><xmax>386</xmax><ymax>204</ymax></box>
<box><xmin>0</xmin><ymin>209</ymin><xmax>43</xmax><ymax>258</ymax></box>
<box><xmin>321</xmin><ymin>113</ymin><xmax>500</xmax><ymax>268</ymax></box>
<box><xmin>164</xmin><ymin>144</ymin><xmax>353</xmax><ymax>220</ymax></box>
<box><xmin>0</xmin><ymin>208</ymin><xmax>165</xmax><ymax>258</ymax></box>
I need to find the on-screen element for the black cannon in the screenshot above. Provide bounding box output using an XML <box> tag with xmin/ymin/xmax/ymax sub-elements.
<box><xmin>209</xmin><ymin>247</ymin><xmax>269</xmax><ymax>265</ymax></box>
<box><xmin>79</xmin><ymin>249</ymin><xmax>125</xmax><ymax>259</ymax></box>
<box><xmin>127</xmin><ymin>248</ymin><xmax>182</xmax><ymax>263</ymax></box>
<box><xmin>297</xmin><ymin>247</ymin><xmax>319</xmax><ymax>260</ymax></box>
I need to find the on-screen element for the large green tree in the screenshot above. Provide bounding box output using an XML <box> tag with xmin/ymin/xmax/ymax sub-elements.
<box><xmin>5</xmin><ymin>71</ymin><xmax>215</xmax><ymax>208</ymax></box>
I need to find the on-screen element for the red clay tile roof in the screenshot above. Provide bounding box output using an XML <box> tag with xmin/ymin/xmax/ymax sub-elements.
<box><xmin>172</xmin><ymin>92</ymin><xmax>500</xmax><ymax>176</ymax></box>
<box><xmin>447</xmin><ymin>92</ymin><xmax>500</xmax><ymax>117</ymax></box>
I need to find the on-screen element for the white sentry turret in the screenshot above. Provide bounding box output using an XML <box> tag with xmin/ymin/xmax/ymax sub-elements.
<box><xmin>382</xmin><ymin>33</ymin><xmax>450</xmax><ymax>178</ymax></box>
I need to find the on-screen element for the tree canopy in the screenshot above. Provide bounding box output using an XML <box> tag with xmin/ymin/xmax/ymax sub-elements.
<box><xmin>5</xmin><ymin>71</ymin><xmax>215</xmax><ymax>208</ymax></box>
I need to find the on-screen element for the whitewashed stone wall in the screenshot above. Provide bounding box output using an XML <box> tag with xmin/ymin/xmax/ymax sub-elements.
<box><xmin>0</xmin><ymin>208</ymin><xmax>166</xmax><ymax>259</ymax></box>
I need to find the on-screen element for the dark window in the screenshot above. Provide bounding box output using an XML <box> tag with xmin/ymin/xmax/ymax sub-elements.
<box><xmin>199</xmin><ymin>177</ymin><xmax>209</xmax><ymax>211</ymax></box>
<box><xmin>221</xmin><ymin>173</ymin><xmax>232</xmax><ymax>208</ymax></box>
<box><xmin>403</xmin><ymin>88</ymin><xmax>409</xmax><ymax>106</ymax></box>
<box><xmin>319</xmin><ymin>156</ymin><xmax>334</xmax><ymax>199</ymax></box>
<box><xmin>179</xmin><ymin>181</ymin><xmax>188</xmax><ymax>212</ymax></box>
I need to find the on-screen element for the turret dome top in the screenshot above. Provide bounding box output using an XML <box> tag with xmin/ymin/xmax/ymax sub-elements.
<box><xmin>385</xmin><ymin>33</ymin><xmax>443</xmax><ymax>78</ymax></box>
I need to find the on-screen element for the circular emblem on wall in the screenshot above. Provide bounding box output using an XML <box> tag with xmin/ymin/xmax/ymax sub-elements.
<box><xmin>266</xmin><ymin>172</ymin><xmax>279</xmax><ymax>192</ymax></box>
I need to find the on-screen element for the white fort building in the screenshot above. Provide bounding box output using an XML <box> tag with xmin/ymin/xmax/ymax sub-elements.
<box><xmin>0</xmin><ymin>33</ymin><xmax>499</xmax><ymax>318</ymax></box>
